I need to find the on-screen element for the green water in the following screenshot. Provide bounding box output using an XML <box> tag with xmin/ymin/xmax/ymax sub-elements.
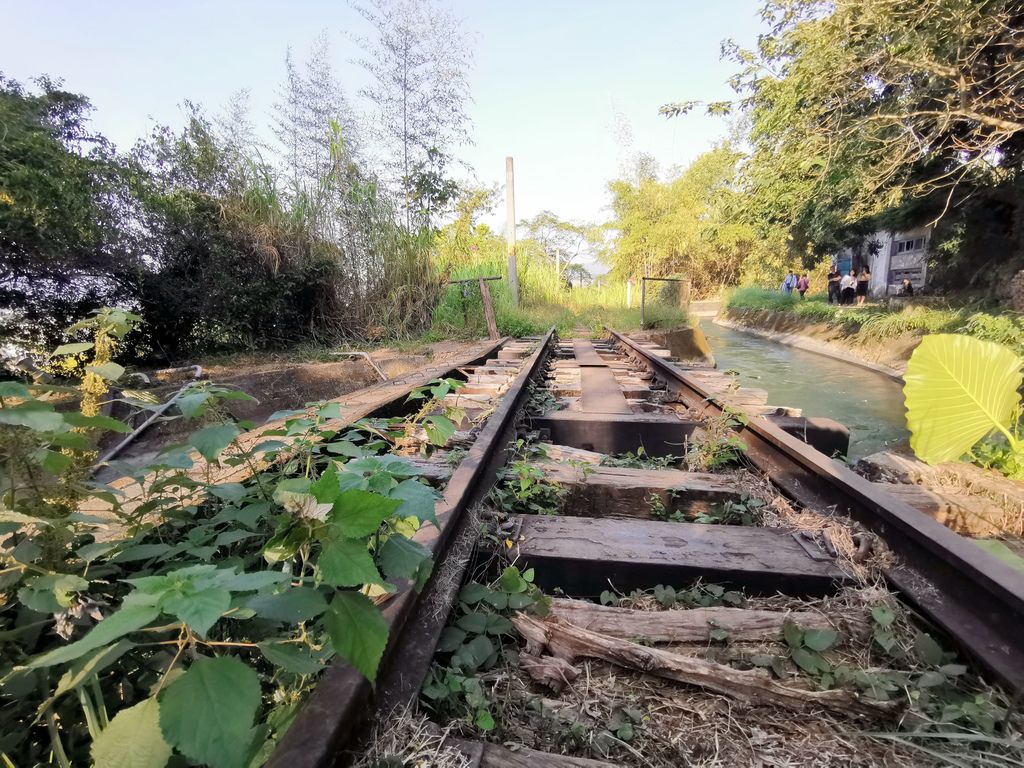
<box><xmin>699</xmin><ymin>320</ymin><xmax>910</xmax><ymax>459</ymax></box>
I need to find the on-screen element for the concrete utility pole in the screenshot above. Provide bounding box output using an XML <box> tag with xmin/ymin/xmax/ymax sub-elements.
<box><xmin>505</xmin><ymin>156</ymin><xmax>519</xmax><ymax>307</ymax></box>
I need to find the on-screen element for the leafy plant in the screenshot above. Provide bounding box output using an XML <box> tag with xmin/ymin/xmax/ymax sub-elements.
<box><xmin>692</xmin><ymin>494</ymin><xmax>765</xmax><ymax>526</ymax></box>
<box><xmin>488</xmin><ymin>443</ymin><xmax>567</xmax><ymax>516</ymax></box>
<box><xmin>0</xmin><ymin>322</ymin><xmax>450</xmax><ymax>767</ymax></box>
<box><xmin>903</xmin><ymin>334</ymin><xmax>1024</xmax><ymax>474</ymax></box>
<box><xmin>421</xmin><ymin>566</ymin><xmax>549</xmax><ymax>732</ymax></box>
<box><xmin>601</xmin><ymin>447</ymin><xmax>683</xmax><ymax>470</ymax></box>
<box><xmin>685</xmin><ymin>408</ymin><xmax>748</xmax><ymax>472</ymax></box>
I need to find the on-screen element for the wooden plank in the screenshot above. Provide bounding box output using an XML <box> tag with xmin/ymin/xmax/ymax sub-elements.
<box><xmin>578</xmin><ymin>366</ymin><xmax>632</xmax><ymax>414</ymax></box>
<box><xmin>533</xmin><ymin>462</ymin><xmax>744</xmax><ymax>518</ymax></box>
<box><xmin>479</xmin><ymin>277</ymin><xmax>499</xmax><ymax>340</ymax></box>
<box><xmin>510</xmin><ymin>515</ymin><xmax>845</xmax><ymax>596</ymax></box>
<box><xmin>549</xmin><ymin>599</ymin><xmax>841</xmax><ymax>642</ymax></box>
<box><xmin>877</xmin><ymin>483</ymin><xmax>1008</xmax><ymax>537</ymax></box>
<box><xmin>531</xmin><ymin>410</ymin><xmax>700</xmax><ymax>456</ymax></box>
<box><xmin>82</xmin><ymin>338</ymin><xmax>507</xmax><ymax>523</ymax></box>
<box><xmin>572</xmin><ymin>339</ymin><xmax>605</xmax><ymax>366</ymax></box>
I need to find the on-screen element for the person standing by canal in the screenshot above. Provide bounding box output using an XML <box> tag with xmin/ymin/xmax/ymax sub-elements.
<box><xmin>840</xmin><ymin>269</ymin><xmax>857</xmax><ymax>305</ymax></box>
<box><xmin>827</xmin><ymin>269</ymin><xmax>842</xmax><ymax>304</ymax></box>
<box><xmin>856</xmin><ymin>267</ymin><xmax>871</xmax><ymax>306</ymax></box>
<box><xmin>780</xmin><ymin>270</ymin><xmax>797</xmax><ymax>294</ymax></box>
<box><xmin>797</xmin><ymin>273</ymin><xmax>809</xmax><ymax>299</ymax></box>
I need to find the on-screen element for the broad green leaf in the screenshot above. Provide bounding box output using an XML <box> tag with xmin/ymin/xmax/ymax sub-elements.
<box><xmin>456</xmin><ymin>612</ymin><xmax>488</xmax><ymax>633</ymax></box>
<box><xmin>87</xmin><ymin>362</ymin><xmax>126</xmax><ymax>381</ymax></box>
<box><xmin>163</xmin><ymin>586</ymin><xmax>231</xmax><ymax>637</ymax></box>
<box><xmin>422</xmin><ymin>414</ymin><xmax>456</xmax><ymax>446</ymax></box>
<box><xmin>904</xmin><ymin>334</ymin><xmax>1023</xmax><ymax>464</ymax></box>
<box><xmin>91</xmin><ymin>698</ymin><xmax>172</xmax><ymax>768</ymax></box>
<box><xmin>18</xmin><ymin>573</ymin><xmax>89</xmax><ymax>612</ymax></box>
<box><xmin>40</xmin><ymin>449</ymin><xmax>73</xmax><ymax>475</ymax></box>
<box><xmin>390</xmin><ymin>479</ymin><xmax>439</xmax><ymax>525</ymax></box>
<box><xmin>25</xmin><ymin>601</ymin><xmax>160</xmax><ymax>668</ymax></box>
<box><xmin>258</xmin><ymin>642</ymin><xmax>326</xmax><ymax>676</ymax></box>
<box><xmin>379</xmin><ymin>535</ymin><xmax>432</xmax><ymax>582</ymax></box>
<box><xmin>175</xmin><ymin>390</ymin><xmax>212</xmax><ymax>418</ymax></box>
<box><xmin>329</xmin><ymin>488</ymin><xmax>401</xmax><ymax>538</ymax></box>
<box><xmin>499</xmin><ymin>567</ymin><xmax>527</xmax><ymax>594</ymax></box>
<box><xmin>791</xmin><ymin>647</ymin><xmax>825</xmax><ymax>675</ymax></box>
<box><xmin>782</xmin><ymin>620</ymin><xmax>803</xmax><ymax>650</ymax></box>
<box><xmin>159</xmin><ymin>656</ymin><xmax>260</xmax><ymax>768</ymax></box>
<box><xmin>913</xmin><ymin>632</ymin><xmax>945</xmax><ymax>666</ymax></box>
<box><xmin>0</xmin><ymin>404</ymin><xmax>66</xmax><ymax>432</ymax></box>
<box><xmin>63</xmin><ymin>412</ymin><xmax>132</xmax><ymax>432</ymax></box>
<box><xmin>0</xmin><ymin>381</ymin><xmax>31</xmax><ymax>398</ymax></box>
<box><xmin>52</xmin><ymin>640</ymin><xmax>135</xmax><ymax>705</ymax></box>
<box><xmin>318</xmin><ymin>536</ymin><xmax>382</xmax><ymax>587</ymax></box>
<box><xmin>324</xmin><ymin>592</ymin><xmax>389</xmax><ymax>683</ymax></box>
<box><xmin>188</xmin><ymin>423</ymin><xmax>240</xmax><ymax>462</ymax></box>
<box><xmin>803</xmin><ymin>628</ymin><xmax>838</xmax><ymax>652</ymax></box>
<box><xmin>871</xmin><ymin>605</ymin><xmax>896</xmax><ymax>627</ymax></box>
<box><xmin>458</xmin><ymin>582</ymin><xmax>490</xmax><ymax>604</ymax></box>
<box><xmin>246</xmin><ymin>587</ymin><xmax>328</xmax><ymax>623</ymax></box>
<box><xmin>52</xmin><ymin>341</ymin><xmax>94</xmax><ymax>356</ymax></box>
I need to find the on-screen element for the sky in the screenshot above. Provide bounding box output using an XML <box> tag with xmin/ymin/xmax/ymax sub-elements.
<box><xmin>3</xmin><ymin>0</ymin><xmax>766</xmax><ymax>236</ymax></box>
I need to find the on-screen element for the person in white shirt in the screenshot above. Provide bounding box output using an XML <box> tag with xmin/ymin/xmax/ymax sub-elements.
<box><xmin>839</xmin><ymin>270</ymin><xmax>857</xmax><ymax>305</ymax></box>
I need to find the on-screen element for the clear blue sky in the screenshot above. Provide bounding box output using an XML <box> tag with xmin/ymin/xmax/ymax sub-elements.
<box><xmin>3</xmin><ymin>0</ymin><xmax>765</xmax><ymax>228</ymax></box>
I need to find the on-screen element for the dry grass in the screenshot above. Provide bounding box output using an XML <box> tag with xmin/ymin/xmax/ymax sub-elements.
<box><xmin>352</xmin><ymin>707</ymin><xmax>471</xmax><ymax>768</ymax></box>
<box><xmin>462</xmin><ymin>584</ymin><xmax>1023</xmax><ymax>767</ymax></box>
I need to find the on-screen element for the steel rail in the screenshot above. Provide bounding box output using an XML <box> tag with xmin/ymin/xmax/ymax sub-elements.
<box><xmin>268</xmin><ymin>328</ymin><xmax>557</xmax><ymax>768</ymax></box>
<box><xmin>609</xmin><ymin>328</ymin><xmax>1024</xmax><ymax>695</ymax></box>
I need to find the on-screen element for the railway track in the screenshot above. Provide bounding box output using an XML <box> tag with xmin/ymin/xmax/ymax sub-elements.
<box><xmin>267</xmin><ymin>330</ymin><xmax>1024</xmax><ymax>767</ymax></box>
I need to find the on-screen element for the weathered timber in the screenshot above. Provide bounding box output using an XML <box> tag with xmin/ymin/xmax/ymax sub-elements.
<box><xmin>535</xmin><ymin>443</ymin><xmax>604</xmax><ymax>465</ymax></box>
<box><xmin>548</xmin><ymin>599</ymin><xmax>844</xmax><ymax>642</ymax></box>
<box><xmin>513</xmin><ymin>614</ymin><xmax>894</xmax><ymax>718</ymax></box>
<box><xmin>876</xmin><ymin>483</ymin><xmax>1008</xmax><ymax>538</ymax></box>
<box><xmin>530</xmin><ymin>410</ymin><xmax>701</xmax><ymax>456</ymax></box>
<box><xmin>479</xmin><ymin>277</ymin><xmax>500</xmax><ymax>340</ymax></box>
<box><xmin>857</xmin><ymin>451</ymin><xmax>1024</xmax><ymax>535</ymax></box>
<box><xmin>518</xmin><ymin>652</ymin><xmax>579</xmax><ymax>693</ymax></box>
<box><xmin>509</xmin><ymin>515</ymin><xmax>845</xmax><ymax>595</ymax></box>
<box><xmin>531</xmin><ymin>462</ymin><xmax>745</xmax><ymax>519</ymax></box>
<box><xmin>578</xmin><ymin>366</ymin><xmax>632</xmax><ymax>414</ymax></box>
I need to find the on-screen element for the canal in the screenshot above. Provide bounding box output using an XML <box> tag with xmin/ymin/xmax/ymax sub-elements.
<box><xmin>698</xmin><ymin>320</ymin><xmax>909</xmax><ymax>459</ymax></box>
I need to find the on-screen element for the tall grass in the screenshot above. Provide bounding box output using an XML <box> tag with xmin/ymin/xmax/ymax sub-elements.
<box><xmin>428</xmin><ymin>252</ymin><xmax>688</xmax><ymax>338</ymax></box>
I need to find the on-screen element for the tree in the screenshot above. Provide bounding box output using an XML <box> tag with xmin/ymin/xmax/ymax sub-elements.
<box><xmin>605</xmin><ymin>147</ymin><xmax>756</xmax><ymax>295</ymax></box>
<box><xmin>0</xmin><ymin>75</ymin><xmax>140</xmax><ymax>351</ymax></box>
<box><xmin>518</xmin><ymin>210</ymin><xmax>603</xmax><ymax>286</ymax></box>
<box><xmin>353</xmin><ymin>0</ymin><xmax>472</xmax><ymax>230</ymax></box>
<box><xmin>662</xmin><ymin>0</ymin><xmax>1024</xmax><ymax>287</ymax></box>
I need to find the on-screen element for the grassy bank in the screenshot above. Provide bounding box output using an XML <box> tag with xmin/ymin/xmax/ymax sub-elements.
<box><xmin>723</xmin><ymin>287</ymin><xmax>1024</xmax><ymax>356</ymax></box>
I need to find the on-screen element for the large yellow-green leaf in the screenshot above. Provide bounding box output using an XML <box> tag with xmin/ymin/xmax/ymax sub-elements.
<box><xmin>904</xmin><ymin>334</ymin><xmax>1023</xmax><ymax>464</ymax></box>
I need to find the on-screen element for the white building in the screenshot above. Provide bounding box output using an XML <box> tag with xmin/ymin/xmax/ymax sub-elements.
<box><xmin>835</xmin><ymin>226</ymin><xmax>931</xmax><ymax>297</ymax></box>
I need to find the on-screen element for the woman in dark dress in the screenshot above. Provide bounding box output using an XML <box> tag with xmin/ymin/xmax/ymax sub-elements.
<box><xmin>855</xmin><ymin>268</ymin><xmax>871</xmax><ymax>306</ymax></box>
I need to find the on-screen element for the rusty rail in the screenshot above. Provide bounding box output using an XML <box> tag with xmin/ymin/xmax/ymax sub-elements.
<box><xmin>608</xmin><ymin>328</ymin><xmax>1024</xmax><ymax>694</ymax></box>
<box><xmin>268</xmin><ymin>328</ymin><xmax>557</xmax><ymax>768</ymax></box>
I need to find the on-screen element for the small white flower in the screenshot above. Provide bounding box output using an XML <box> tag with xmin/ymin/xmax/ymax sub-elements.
<box><xmin>281</xmin><ymin>492</ymin><xmax>332</xmax><ymax>522</ymax></box>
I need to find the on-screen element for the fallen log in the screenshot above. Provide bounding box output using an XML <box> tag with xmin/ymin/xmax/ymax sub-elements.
<box><xmin>549</xmin><ymin>599</ymin><xmax>846</xmax><ymax>643</ymax></box>
<box><xmin>518</xmin><ymin>652</ymin><xmax>579</xmax><ymax>693</ymax></box>
<box><xmin>512</xmin><ymin>614</ymin><xmax>894</xmax><ymax>719</ymax></box>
